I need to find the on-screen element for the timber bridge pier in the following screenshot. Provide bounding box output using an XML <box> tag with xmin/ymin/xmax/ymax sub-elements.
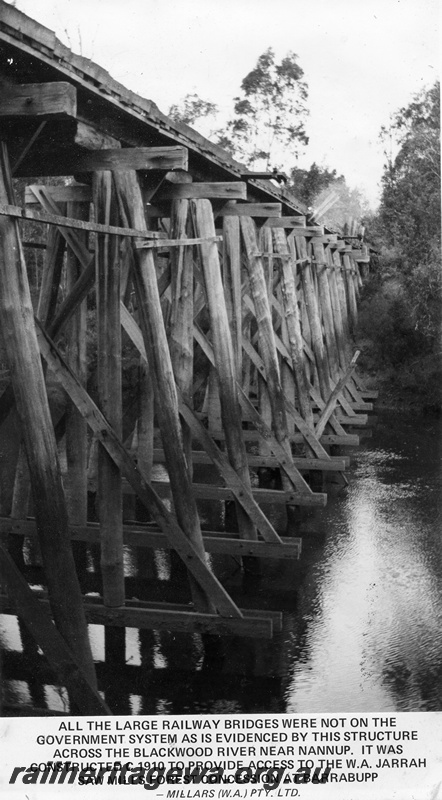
<box><xmin>0</xmin><ymin>2</ymin><xmax>376</xmax><ymax>714</ymax></box>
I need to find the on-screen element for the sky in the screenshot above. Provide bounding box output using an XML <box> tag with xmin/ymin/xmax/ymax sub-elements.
<box><xmin>8</xmin><ymin>0</ymin><xmax>440</xmax><ymax>208</ymax></box>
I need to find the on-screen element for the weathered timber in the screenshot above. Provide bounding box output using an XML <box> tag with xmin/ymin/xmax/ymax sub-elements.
<box><xmin>9</xmin><ymin>225</ymin><xmax>65</xmax><ymax>559</ymax></box>
<box><xmin>194</xmin><ymin>310</ymin><xmax>329</xmax><ymax>496</ymax></box>
<box><xmin>312</xmin><ymin>243</ymin><xmax>361</xmax><ymax>419</ymax></box>
<box><xmin>0</xmin><ymin>587</ymin><xmax>273</xmax><ymax>639</ymax></box>
<box><xmin>263</xmin><ymin>217</ymin><xmax>309</xmax><ymax>228</ymax></box>
<box><xmin>272</xmin><ymin>227</ymin><xmax>314</xmax><ymax>430</ymax></box>
<box><xmin>0</xmin><ymin>517</ymin><xmax>301</xmax><ymax>559</ymax></box>
<box><xmin>94</xmin><ymin>171</ymin><xmax>125</xmax><ymax>607</ymax></box>
<box><xmin>326</xmin><ymin>412</ymin><xmax>367</xmax><ymax>427</ymax></box>
<box><xmin>315</xmin><ymin>351</ymin><xmax>360</xmax><ymax>438</ymax></box>
<box><xmin>328</xmin><ymin>247</ymin><xmax>350</xmax><ymax>369</ymax></box>
<box><xmin>150</xmin><ymin>448</ymin><xmax>349</xmax><ymax>472</ymax></box>
<box><xmin>74</xmin><ymin>120</ymin><xmax>121</xmax><ymax>150</ymax></box>
<box><xmin>25</xmin><ymin>183</ymin><xmax>92</xmax><ymax>205</ymax></box>
<box><xmin>343</xmin><ymin>252</ymin><xmax>358</xmax><ymax>332</ymax></box>
<box><xmin>222</xmin><ymin>215</ymin><xmax>242</xmax><ymax>380</ymax></box>
<box><xmin>65</xmin><ymin>200</ymin><xmax>88</xmax><ymax>530</ymax></box>
<box><xmin>277</xmin><ymin>282</ymin><xmax>296</xmax><ymax>437</ymax></box>
<box><xmin>0</xmin><ymin>142</ymin><xmax>96</xmax><ymax>687</ymax></box>
<box><xmin>205</xmin><ymin>368</ymin><xmax>222</xmax><ymax>433</ymax></box>
<box><xmin>123</xmin><ymin>479</ymin><xmax>325</xmax><ymax>508</ymax></box>
<box><xmin>136</xmin><ymin>359</ymin><xmax>154</xmax><ymax>482</ymax></box>
<box><xmin>178</xmin><ymin>402</ymin><xmax>290</xmax><ymax>535</ymax></box>
<box><xmin>113</xmin><ymin>171</ymin><xmax>215</xmax><ymax>614</ymax></box>
<box><xmin>0</xmin><ymin>201</ymin><xmax>165</xmax><ymax>238</ymax></box>
<box><xmin>11</xmin><ymin>120</ymin><xmax>47</xmax><ymax>175</ymax></box>
<box><xmin>216</xmin><ymin>202</ymin><xmax>282</xmax><ymax>217</ymax></box>
<box><xmin>333</xmin><ymin>250</ymin><xmax>351</xmax><ymax>346</ymax></box>
<box><xmin>0</xmin><ymin>546</ymin><xmax>111</xmax><ymax>714</ymax></box>
<box><xmin>14</xmin><ymin>146</ymin><xmax>189</xmax><ymax>176</ymax></box>
<box><xmin>257</xmin><ymin>227</ymin><xmax>275</xmax><ymax>458</ymax></box>
<box><xmin>264</xmin><ymin>294</ymin><xmax>350</xmax><ymax>437</ymax></box>
<box><xmin>192</xmin><ymin>199</ymin><xmax>259</xmax><ymax>548</ymax></box>
<box><xmin>8</xmin><ymin>441</ymin><xmax>31</xmax><ymax>564</ymax></box>
<box><xmin>137</xmin><ymin>235</ymin><xmax>221</xmax><ymax>249</ymax></box>
<box><xmin>48</xmin><ymin>259</ymin><xmax>94</xmax><ymax>339</ymax></box>
<box><xmin>36</xmin><ymin>226</ymin><xmax>65</xmax><ymax>325</ymax></box>
<box><xmin>169</xmin><ymin>198</ymin><xmax>194</xmax><ymax>472</ymax></box>
<box><xmin>194</xmin><ymin>318</ymin><xmax>330</xmax><ymax>469</ymax></box>
<box><xmin>35</xmin><ymin>320</ymin><xmax>242</xmax><ymax>618</ymax></box>
<box><xmin>10</xmin><ymin>443</ymin><xmax>30</xmax><ymax>521</ymax></box>
<box><xmin>312</xmin><ymin>237</ymin><xmax>340</xmax><ymax>379</ymax></box>
<box><xmin>121</xmin><ymin>302</ymin><xmax>322</xmax><ymax>524</ymax></box>
<box><xmin>239</xmin><ymin>332</ymin><xmax>332</xmax><ymax>461</ymax></box>
<box><xmin>296</xmin><ymin>234</ymin><xmax>331</xmax><ymax>400</ymax></box>
<box><xmin>208</xmin><ymin>429</ymin><xmax>360</xmax><ymax>447</ymax></box>
<box><xmin>240</xmin><ymin>216</ymin><xmax>297</xmax><ymax>511</ymax></box>
<box><xmin>155</xmin><ymin>182</ymin><xmax>247</xmax><ymax>200</ymax></box>
<box><xmin>0</xmin><ymin>81</ymin><xmax>77</xmax><ymax>118</ymax></box>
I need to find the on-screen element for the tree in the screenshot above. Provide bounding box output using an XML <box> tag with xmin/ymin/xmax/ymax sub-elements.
<box><xmin>168</xmin><ymin>93</ymin><xmax>218</xmax><ymax>127</ymax></box>
<box><xmin>378</xmin><ymin>81</ymin><xmax>440</xmax><ymax>270</ymax></box>
<box><xmin>288</xmin><ymin>162</ymin><xmax>369</xmax><ymax>231</ymax></box>
<box><xmin>289</xmin><ymin>162</ymin><xmax>342</xmax><ymax>207</ymax></box>
<box><xmin>377</xmin><ymin>82</ymin><xmax>441</xmax><ymax>342</ymax></box>
<box><xmin>217</xmin><ymin>48</ymin><xmax>309</xmax><ymax>169</ymax></box>
<box><xmin>357</xmin><ymin>82</ymin><xmax>441</xmax><ymax>407</ymax></box>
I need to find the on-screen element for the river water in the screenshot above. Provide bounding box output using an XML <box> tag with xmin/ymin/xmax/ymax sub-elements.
<box><xmin>1</xmin><ymin>409</ymin><xmax>441</xmax><ymax>715</ymax></box>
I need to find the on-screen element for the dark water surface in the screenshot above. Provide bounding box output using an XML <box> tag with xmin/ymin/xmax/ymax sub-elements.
<box><xmin>1</xmin><ymin>410</ymin><xmax>441</xmax><ymax>715</ymax></box>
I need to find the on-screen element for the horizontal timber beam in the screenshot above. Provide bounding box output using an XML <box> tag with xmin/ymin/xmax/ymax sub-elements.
<box><xmin>150</xmin><ymin>447</ymin><xmax>349</xmax><ymax>472</ymax></box>
<box><xmin>25</xmin><ymin>183</ymin><xmax>92</xmax><ymax>205</ymax></box>
<box><xmin>0</xmin><ymin>593</ymin><xmax>275</xmax><ymax>639</ymax></box>
<box><xmin>15</xmin><ymin>146</ymin><xmax>188</xmax><ymax>176</ymax></box>
<box><xmin>136</xmin><ymin>235</ymin><xmax>222</xmax><ymax>250</ymax></box>
<box><xmin>208</xmin><ymin>430</ymin><xmax>360</xmax><ymax>447</ymax></box>
<box><xmin>0</xmin><ymin>202</ymin><xmax>165</xmax><ymax>238</ymax></box>
<box><xmin>215</xmin><ymin>202</ymin><xmax>282</xmax><ymax>218</ymax></box>
<box><xmin>0</xmin><ymin>81</ymin><xmax>77</xmax><ymax>118</ymax></box>
<box><xmin>154</xmin><ymin>182</ymin><xmax>247</xmax><ymax>200</ymax></box>
<box><xmin>120</xmin><ymin>479</ymin><xmax>327</xmax><ymax>507</ymax></box>
<box><xmin>263</xmin><ymin>217</ymin><xmax>319</xmax><ymax>229</ymax></box>
<box><xmin>0</xmin><ymin>517</ymin><xmax>301</xmax><ymax>560</ymax></box>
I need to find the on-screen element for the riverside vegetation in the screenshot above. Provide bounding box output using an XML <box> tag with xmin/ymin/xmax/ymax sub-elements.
<box><xmin>356</xmin><ymin>82</ymin><xmax>441</xmax><ymax>413</ymax></box>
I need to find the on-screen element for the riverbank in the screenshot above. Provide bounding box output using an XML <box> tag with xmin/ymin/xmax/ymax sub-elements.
<box><xmin>354</xmin><ymin>271</ymin><xmax>442</xmax><ymax>416</ymax></box>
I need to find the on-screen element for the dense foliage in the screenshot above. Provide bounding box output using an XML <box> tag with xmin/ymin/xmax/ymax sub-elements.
<box><xmin>378</xmin><ymin>81</ymin><xmax>440</xmax><ymax>270</ymax></box>
<box><xmin>289</xmin><ymin>162</ymin><xmax>342</xmax><ymax>207</ymax></box>
<box><xmin>357</xmin><ymin>82</ymin><xmax>441</xmax><ymax>409</ymax></box>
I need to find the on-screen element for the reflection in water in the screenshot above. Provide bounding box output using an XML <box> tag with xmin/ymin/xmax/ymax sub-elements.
<box><xmin>286</xmin><ymin>414</ymin><xmax>442</xmax><ymax>712</ymax></box>
<box><xmin>1</xmin><ymin>412</ymin><xmax>441</xmax><ymax>713</ymax></box>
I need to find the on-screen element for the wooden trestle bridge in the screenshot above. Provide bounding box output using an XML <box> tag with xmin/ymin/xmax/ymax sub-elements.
<box><xmin>0</xmin><ymin>2</ymin><xmax>376</xmax><ymax>714</ymax></box>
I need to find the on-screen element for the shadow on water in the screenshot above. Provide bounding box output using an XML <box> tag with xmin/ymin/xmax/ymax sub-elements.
<box><xmin>1</xmin><ymin>410</ymin><xmax>441</xmax><ymax>714</ymax></box>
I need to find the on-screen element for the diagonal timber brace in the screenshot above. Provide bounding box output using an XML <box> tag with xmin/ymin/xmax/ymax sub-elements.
<box><xmin>120</xmin><ymin>302</ymin><xmax>285</xmax><ymax>540</ymax></box>
<box><xmin>0</xmin><ymin>544</ymin><xmax>111</xmax><ymax>715</ymax></box>
<box><xmin>192</xmin><ymin>323</ymin><xmax>327</xmax><ymax>503</ymax></box>
<box><xmin>35</xmin><ymin>319</ymin><xmax>242</xmax><ymax>619</ymax></box>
